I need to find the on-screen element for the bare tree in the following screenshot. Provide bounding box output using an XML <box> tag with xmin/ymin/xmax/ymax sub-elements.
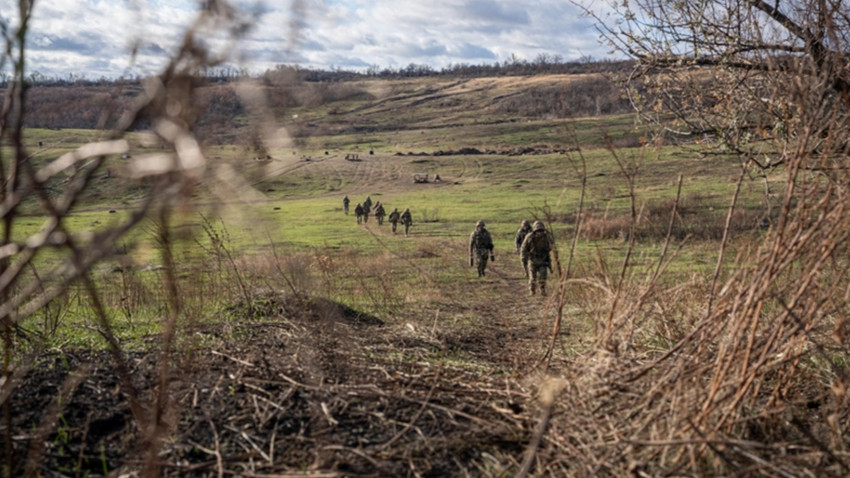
<box><xmin>531</xmin><ymin>2</ymin><xmax>850</xmax><ymax>475</ymax></box>
<box><xmin>581</xmin><ymin>1</ymin><xmax>850</xmax><ymax>166</ymax></box>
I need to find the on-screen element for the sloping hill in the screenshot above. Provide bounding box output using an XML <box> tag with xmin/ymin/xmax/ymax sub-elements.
<box><xmin>21</xmin><ymin>73</ymin><xmax>632</xmax><ymax>147</ymax></box>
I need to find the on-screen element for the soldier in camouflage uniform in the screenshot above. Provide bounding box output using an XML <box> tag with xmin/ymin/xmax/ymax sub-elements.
<box><xmin>361</xmin><ymin>196</ymin><xmax>372</xmax><ymax>223</ymax></box>
<box><xmin>520</xmin><ymin>221</ymin><xmax>553</xmax><ymax>295</ymax></box>
<box><xmin>400</xmin><ymin>208</ymin><xmax>413</xmax><ymax>236</ymax></box>
<box><xmin>388</xmin><ymin>207</ymin><xmax>400</xmax><ymax>233</ymax></box>
<box><xmin>343</xmin><ymin>195</ymin><xmax>350</xmax><ymax>215</ymax></box>
<box><xmin>514</xmin><ymin>219</ymin><xmax>532</xmax><ymax>277</ymax></box>
<box><xmin>469</xmin><ymin>220</ymin><xmax>495</xmax><ymax>277</ymax></box>
<box><xmin>354</xmin><ymin>203</ymin><xmax>364</xmax><ymax>224</ymax></box>
<box><xmin>374</xmin><ymin>202</ymin><xmax>386</xmax><ymax>225</ymax></box>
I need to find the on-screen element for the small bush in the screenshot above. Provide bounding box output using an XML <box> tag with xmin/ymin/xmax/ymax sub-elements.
<box><xmin>580</xmin><ymin>197</ymin><xmax>764</xmax><ymax>241</ymax></box>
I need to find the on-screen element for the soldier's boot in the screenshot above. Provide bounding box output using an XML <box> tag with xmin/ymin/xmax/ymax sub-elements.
<box><xmin>530</xmin><ymin>283</ymin><xmax>536</xmax><ymax>295</ymax></box>
<box><xmin>540</xmin><ymin>284</ymin><xmax>547</xmax><ymax>296</ymax></box>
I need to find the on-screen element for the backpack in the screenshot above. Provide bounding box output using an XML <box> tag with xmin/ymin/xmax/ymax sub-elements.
<box><xmin>472</xmin><ymin>229</ymin><xmax>492</xmax><ymax>251</ymax></box>
<box><xmin>528</xmin><ymin>230</ymin><xmax>550</xmax><ymax>259</ymax></box>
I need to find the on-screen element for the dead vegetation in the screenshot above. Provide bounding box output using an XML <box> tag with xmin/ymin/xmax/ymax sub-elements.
<box><xmin>7</xmin><ymin>291</ymin><xmax>545</xmax><ymax>477</ymax></box>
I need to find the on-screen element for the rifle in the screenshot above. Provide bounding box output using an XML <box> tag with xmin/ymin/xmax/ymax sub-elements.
<box><xmin>469</xmin><ymin>256</ymin><xmax>474</xmax><ymax>267</ymax></box>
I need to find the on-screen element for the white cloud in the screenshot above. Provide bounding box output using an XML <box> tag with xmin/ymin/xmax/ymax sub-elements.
<box><xmin>2</xmin><ymin>0</ymin><xmax>613</xmax><ymax>79</ymax></box>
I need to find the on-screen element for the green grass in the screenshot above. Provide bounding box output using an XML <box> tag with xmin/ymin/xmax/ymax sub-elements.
<box><xmin>5</xmin><ymin>141</ymin><xmax>769</xmax><ymax>273</ymax></box>
<box><xmin>6</xmin><ymin>96</ymin><xmax>786</xmax><ymax>354</ymax></box>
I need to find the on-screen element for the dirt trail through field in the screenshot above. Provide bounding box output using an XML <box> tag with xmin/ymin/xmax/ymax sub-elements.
<box><xmin>358</xmin><ymin>217</ymin><xmax>557</xmax><ymax>369</ymax></box>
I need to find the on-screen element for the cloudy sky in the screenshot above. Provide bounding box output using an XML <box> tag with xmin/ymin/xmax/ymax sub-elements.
<box><xmin>3</xmin><ymin>0</ymin><xmax>613</xmax><ymax>80</ymax></box>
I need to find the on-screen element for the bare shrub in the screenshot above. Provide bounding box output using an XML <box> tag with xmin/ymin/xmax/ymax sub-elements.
<box><xmin>580</xmin><ymin>196</ymin><xmax>764</xmax><ymax>242</ymax></box>
<box><xmin>539</xmin><ymin>2</ymin><xmax>850</xmax><ymax>475</ymax></box>
<box><xmin>581</xmin><ymin>212</ymin><xmax>631</xmax><ymax>240</ymax></box>
<box><xmin>1</xmin><ymin>1</ymin><xmax>302</xmax><ymax>475</ymax></box>
<box><xmin>643</xmin><ymin>196</ymin><xmax>763</xmax><ymax>240</ymax></box>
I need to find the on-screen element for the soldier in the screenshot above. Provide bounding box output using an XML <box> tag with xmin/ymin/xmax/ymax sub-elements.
<box><xmin>354</xmin><ymin>203</ymin><xmax>364</xmax><ymax>224</ymax></box>
<box><xmin>514</xmin><ymin>219</ymin><xmax>533</xmax><ymax>277</ymax></box>
<box><xmin>468</xmin><ymin>220</ymin><xmax>495</xmax><ymax>277</ymax></box>
<box><xmin>363</xmin><ymin>196</ymin><xmax>373</xmax><ymax>213</ymax></box>
<box><xmin>520</xmin><ymin>221</ymin><xmax>553</xmax><ymax>295</ymax></box>
<box><xmin>343</xmin><ymin>195</ymin><xmax>350</xmax><ymax>215</ymax></box>
<box><xmin>374</xmin><ymin>202</ymin><xmax>386</xmax><ymax>225</ymax></box>
<box><xmin>388</xmin><ymin>207</ymin><xmax>401</xmax><ymax>233</ymax></box>
<box><xmin>400</xmin><ymin>208</ymin><xmax>413</xmax><ymax>236</ymax></box>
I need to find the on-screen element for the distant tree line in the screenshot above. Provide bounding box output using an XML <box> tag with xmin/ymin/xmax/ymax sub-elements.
<box><xmin>0</xmin><ymin>56</ymin><xmax>635</xmax><ymax>88</ymax></box>
<box><xmin>262</xmin><ymin>56</ymin><xmax>634</xmax><ymax>82</ymax></box>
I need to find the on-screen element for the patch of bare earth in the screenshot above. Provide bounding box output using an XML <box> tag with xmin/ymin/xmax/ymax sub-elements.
<box><xmin>4</xmin><ymin>289</ymin><xmax>553</xmax><ymax>476</ymax></box>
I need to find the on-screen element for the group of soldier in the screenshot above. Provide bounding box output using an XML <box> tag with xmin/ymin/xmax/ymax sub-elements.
<box><xmin>343</xmin><ymin>195</ymin><xmax>552</xmax><ymax>295</ymax></box>
<box><xmin>468</xmin><ymin>219</ymin><xmax>554</xmax><ymax>296</ymax></box>
<box><xmin>343</xmin><ymin>195</ymin><xmax>413</xmax><ymax>236</ymax></box>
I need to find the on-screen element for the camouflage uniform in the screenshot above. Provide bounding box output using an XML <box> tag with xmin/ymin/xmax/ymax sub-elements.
<box><xmin>400</xmin><ymin>208</ymin><xmax>413</xmax><ymax>236</ymax></box>
<box><xmin>514</xmin><ymin>219</ymin><xmax>532</xmax><ymax>277</ymax></box>
<box><xmin>343</xmin><ymin>195</ymin><xmax>350</xmax><ymax>215</ymax></box>
<box><xmin>363</xmin><ymin>197</ymin><xmax>372</xmax><ymax>223</ymax></box>
<box><xmin>354</xmin><ymin>203</ymin><xmax>364</xmax><ymax>224</ymax></box>
<box><xmin>469</xmin><ymin>220</ymin><xmax>494</xmax><ymax>277</ymax></box>
<box><xmin>388</xmin><ymin>208</ymin><xmax>400</xmax><ymax>233</ymax></box>
<box><xmin>374</xmin><ymin>202</ymin><xmax>386</xmax><ymax>225</ymax></box>
<box><xmin>520</xmin><ymin>221</ymin><xmax>553</xmax><ymax>295</ymax></box>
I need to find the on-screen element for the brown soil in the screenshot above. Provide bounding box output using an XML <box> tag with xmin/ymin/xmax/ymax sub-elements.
<box><xmin>3</xmin><ymin>270</ymin><xmax>559</xmax><ymax>477</ymax></box>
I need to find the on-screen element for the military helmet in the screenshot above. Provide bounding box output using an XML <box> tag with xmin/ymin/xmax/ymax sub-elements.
<box><xmin>476</xmin><ymin>220</ymin><xmax>485</xmax><ymax>227</ymax></box>
<box><xmin>533</xmin><ymin>220</ymin><xmax>545</xmax><ymax>231</ymax></box>
<box><xmin>522</xmin><ymin>219</ymin><xmax>531</xmax><ymax>227</ymax></box>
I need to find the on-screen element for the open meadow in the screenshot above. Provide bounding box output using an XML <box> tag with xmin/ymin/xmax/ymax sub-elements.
<box><xmin>3</xmin><ymin>72</ymin><xmax>847</xmax><ymax>477</ymax></box>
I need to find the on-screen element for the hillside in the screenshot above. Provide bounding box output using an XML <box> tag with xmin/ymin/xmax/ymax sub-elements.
<box><xmin>20</xmin><ymin>72</ymin><xmax>633</xmax><ymax>149</ymax></box>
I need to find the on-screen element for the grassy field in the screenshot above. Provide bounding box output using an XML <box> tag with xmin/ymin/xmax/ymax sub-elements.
<box><xmin>7</xmin><ymin>113</ymin><xmax>772</xmax><ymax>354</ymax></box>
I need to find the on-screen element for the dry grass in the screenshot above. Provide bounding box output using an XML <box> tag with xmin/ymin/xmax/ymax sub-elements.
<box><xmin>527</xmin><ymin>153</ymin><xmax>850</xmax><ymax>476</ymax></box>
<box><xmin>580</xmin><ymin>198</ymin><xmax>764</xmax><ymax>241</ymax></box>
